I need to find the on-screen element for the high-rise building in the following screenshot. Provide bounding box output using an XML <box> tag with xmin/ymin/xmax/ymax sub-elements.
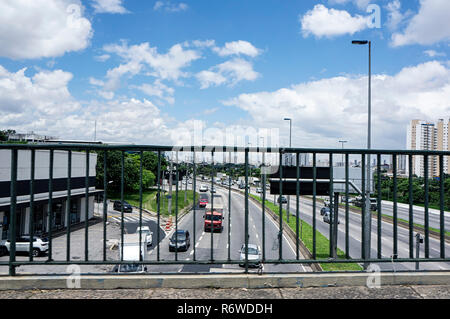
<box><xmin>406</xmin><ymin>119</ymin><xmax>450</xmax><ymax>177</ymax></box>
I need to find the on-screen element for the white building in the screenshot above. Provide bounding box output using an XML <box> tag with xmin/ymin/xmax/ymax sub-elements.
<box><xmin>0</xmin><ymin>150</ymin><xmax>99</xmax><ymax>240</ymax></box>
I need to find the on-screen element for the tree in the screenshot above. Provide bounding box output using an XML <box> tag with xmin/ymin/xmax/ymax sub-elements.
<box><xmin>0</xmin><ymin>129</ymin><xmax>16</xmax><ymax>141</ymax></box>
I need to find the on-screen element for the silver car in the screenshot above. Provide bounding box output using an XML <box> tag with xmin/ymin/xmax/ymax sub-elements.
<box><xmin>238</xmin><ymin>244</ymin><xmax>262</xmax><ymax>267</ymax></box>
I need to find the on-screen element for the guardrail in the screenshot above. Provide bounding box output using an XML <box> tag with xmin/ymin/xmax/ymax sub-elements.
<box><xmin>0</xmin><ymin>144</ymin><xmax>449</xmax><ymax>275</ymax></box>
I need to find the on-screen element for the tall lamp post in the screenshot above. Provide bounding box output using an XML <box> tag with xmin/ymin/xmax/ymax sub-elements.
<box><xmin>284</xmin><ymin>118</ymin><xmax>292</xmax><ymax>223</ymax></box>
<box><xmin>352</xmin><ymin>39</ymin><xmax>372</xmax><ymax>267</ymax></box>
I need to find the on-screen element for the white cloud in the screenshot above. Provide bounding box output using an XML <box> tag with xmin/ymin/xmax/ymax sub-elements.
<box><xmin>196</xmin><ymin>58</ymin><xmax>260</xmax><ymax>89</ymax></box>
<box><xmin>92</xmin><ymin>0</ymin><xmax>128</xmax><ymax>14</ymax></box>
<box><xmin>153</xmin><ymin>1</ymin><xmax>188</xmax><ymax>12</ymax></box>
<box><xmin>300</xmin><ymin>4</ymin><xmax>369</xmax><ymax>38</ymax></box>
<box><xmin>213</xmin><ymin>41</ymin><xmax>262</xmax><ymax>58</ymax></box>
<box><xmin>391</xmin><ymin>0</ymin><xmax>450</xmax><ymax>47</ymax></box>
<box><xmin>424</xmin><ymin>50</ymin><xmax>446</xmax><ymax>57</ymax></box>
<box><xmin>223</xmin><ymin>61</ymin><xmax>450</xmax><ymax>149</ymax></box>
<box><xmin>94</xmin><ymin>54</ymin><xmax>111</xmax><ymax>62</ymax></box>
<box><xmin>0</xmin><ymin>0</ymin><xmax>92</xmax><ymax>60</ymax></box>
<box><xmin>135</xmin><ymin>80</ymin><xmax>175</xmax><ymax>104</ymax></box>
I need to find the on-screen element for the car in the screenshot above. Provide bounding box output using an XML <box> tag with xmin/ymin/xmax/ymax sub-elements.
<box><xmin>353</xmin><ymin>197</ymin><xmax>378</xmax><ymax>211</ymax></box>
<box><xmin>277</xmin><ymin>196</ymin><xmax>288</xmax><ymax>204</ymax></box>
<box><xmin>0</xmin><ymin>244</ymin><xmax>7</xmax><ymax>257</ymax></box>
<box><xmin>199</xmin><ymin>185</ymin><xmax>208</xmax><ymax>192</ymax></box>
<box><xmin>4</xmin><ymin>236</ymin><xmax>49</xmax><ymax>257</ymax></box>
<box><xmin>188</xmin><ymin>180</ymin><xmax>192</xmax><ymax>184</ymax></box>
<box><xmin>256</xmin><ymin>187</ymin><xmax>263</xmax><ymax>193</ymax></box>
<box><xmin>320</xmin><ymin>206</ymin><xmax>330</xmax><ymax>216</ymax></box>
<box><xmin>199</xmin><ymin>197</ymin><xmax>208</xmax><ymax>208</ymax></box>
<box><xmin>136</xmin><ymin>226</ymin><xmax>153</xmax><ymax>246</ymax></box>
<box><xmin>112</xmin><ymin>264</ymin><xmax>147</xmax><ymax>273</ymax></box>
<box><xmin>113</xmin><ymin>200</ymin><xmax>133</xmax><ymax>213</ymax></box>
<box><xmin>169</xmin><ymin>230</ymin><xmax>191</xmax><ymax>252</ymax></box>
<box><xmin>238</xmin><ymin>244</ymin><xmax>262</xmax><ymax>268</ymax></box>
<box><xmin>323</xmin><ymin>211</ymin><xmax>340</xmax><ymax>224</ymax></box>
<box><xmin>210</xmin><ymin>187</ymin><xmax>216</xmax><ymax>193</ymax></box>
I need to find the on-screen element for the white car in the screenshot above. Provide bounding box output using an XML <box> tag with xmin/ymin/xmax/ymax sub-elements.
<box><xmin>238</xmin><ymin>244</ymin><xmax>262</xmax><ymax>268</ymax></box>
<box><xmin>4</xmin><ymin>236</ymin><xmax>48</xmax><ymax>257</ymax></box>
<box><xmin>256</xmin><ymin>187</ymin><xmax>263</xmax><ymax>193</ymax></box>
<box><xmin>136</xmin><ymin>226</ymin><xmax>153</xmax><ymax>246</ymax></box>
<box><xmin>199</xmin><ymin>185</ymin><xmax>208</xmax><ymax>192</ymax></box>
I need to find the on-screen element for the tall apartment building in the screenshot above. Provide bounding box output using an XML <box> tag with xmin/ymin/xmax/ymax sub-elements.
<box><xmin>406</xmin><ymin>119</ymin><xmax>450</xmax><ymax>177</ymax></box>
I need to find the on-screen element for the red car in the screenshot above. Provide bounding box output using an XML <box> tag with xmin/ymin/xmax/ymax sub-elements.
<box><xmin>199</xmin><ymin>198</ymin><xmax>208</xmax><ymax>208</ymax></box>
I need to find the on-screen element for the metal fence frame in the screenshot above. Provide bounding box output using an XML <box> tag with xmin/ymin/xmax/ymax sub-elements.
<box><xmin>0</xmin><ymin>144</ymin><xmax>449</xmax><ymax>276</ymax></box>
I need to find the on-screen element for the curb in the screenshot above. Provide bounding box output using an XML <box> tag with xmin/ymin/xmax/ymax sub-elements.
<box><xmin>0</xmin><ymin>272</ymin><xmax>449</xmax><ymax>290</ymax></box>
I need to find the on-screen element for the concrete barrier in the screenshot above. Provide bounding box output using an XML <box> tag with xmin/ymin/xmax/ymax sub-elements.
<box><xmin>0</xmin><ymin>272</ymin><xmax>449</xmax><ymax>290</ymax></box>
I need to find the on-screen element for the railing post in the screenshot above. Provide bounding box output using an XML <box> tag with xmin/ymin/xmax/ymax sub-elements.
<box><xmin>9</xmin><ymin>149</ymin><xmax>18</xmax><ymax>276</ymax></box>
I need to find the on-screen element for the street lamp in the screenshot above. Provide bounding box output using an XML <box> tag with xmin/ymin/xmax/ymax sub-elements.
<box><xmin>352</xmin><ymin>39</ymin><xmax>372</xmax><ymax>267</ymax></box>
<box><xmin>284</xmin><ymin>118</ymin><xmax>292</xmax><ymax>223</ymax></box>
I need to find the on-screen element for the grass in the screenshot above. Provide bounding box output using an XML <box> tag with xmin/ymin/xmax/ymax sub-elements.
<box><xmin>109</xmin><ymin>188</ymin><xmax>199</xmax><ymax>217</ymax></box>
<box><xmin>250</xmin><ymin>194</ymin><xmax>363</xmax><ymax>271</ymax></box>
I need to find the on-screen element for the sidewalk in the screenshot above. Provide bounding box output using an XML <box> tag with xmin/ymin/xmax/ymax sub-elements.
<box><xmin>0</xmin><ymin>285</ymin><xmax>449</xmax><ymax>299</ymax></box>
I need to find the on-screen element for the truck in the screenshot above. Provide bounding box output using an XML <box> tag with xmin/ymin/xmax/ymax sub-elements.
<box><xmin>119</xmin><ymin>233</ymin><xmax>147</xmax><ymax>261</ymax></box>
<box><xmin>204</xmin><ymin>195</ymin><xmax>225</xmax><ymax>232</ymax></box>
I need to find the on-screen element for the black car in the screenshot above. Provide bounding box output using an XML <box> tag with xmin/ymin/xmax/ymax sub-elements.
<box><xmin>277</xmin><ymin>196</ymin><xmax>288</xmax><ymax>204</ymax></box>
<box><xmin>113</xmin><ymin>200</ymin><xmax>132</xmax><ymax>213</ymax></box>
<box><xmin>169</xmin><ymin>230</ymin><xmax>190</xmax><ymax>252</ymax></box>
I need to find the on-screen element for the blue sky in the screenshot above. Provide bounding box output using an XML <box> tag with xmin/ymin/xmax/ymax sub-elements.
<box><xmin>0</xmin><ymin>0</ymin><xmax>449</xmax><ymax>150</ymax></box>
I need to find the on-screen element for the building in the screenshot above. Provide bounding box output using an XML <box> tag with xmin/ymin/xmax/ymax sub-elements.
<box><xmin>282</xmin><ymin>153</ymin><xmax>309</xmax><ymax>166</ymax></box>
<box><xmin>0</xmin><ymin>150</ymin><xmax>100</xmax><ymax>241</ymax></box>
<box><xmin>406</xmin><ymin>119</ymin><xmax>450</xmax><ymax>177</ymax></box>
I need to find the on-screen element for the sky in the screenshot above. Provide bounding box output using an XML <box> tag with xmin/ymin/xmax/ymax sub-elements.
<box><xmin>0</xmin><ymin>0</ymin><xmax>449</xmax><ymax>152</ymax></box>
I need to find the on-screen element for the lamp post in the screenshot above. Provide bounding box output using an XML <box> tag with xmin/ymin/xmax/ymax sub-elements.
<box><xmin>284</xmin><ymin>118</ymin><xmax>292</xmax><ymax>223</ymax></box>
<box><xmin>352</xmin><ymin>39</ymin><xmax>372</xmax><ymax>268</ymax></box>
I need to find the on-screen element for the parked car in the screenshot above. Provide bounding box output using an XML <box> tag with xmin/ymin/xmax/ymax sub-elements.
<box><xmin>199</xmin><ymin>185</ymin><xmax>208</xmax><ymax>192</ymax></box>
<box><xmin>4</xmin><ymin>236</ymin><xmax>49</xmax><ymax>257</ymax></box>
<box><xmin>238</xmin><ymin>244</ymin><xmax>262</xmax><ymax>268</ymax></box>
<box><xmin>113</xmin><ymin>200</ymin><xmax>132</xmax><ymax>213</ymax></box>
<box><xmin>320</xmin><ymin>206</ymin><xmax>330</xmax><ymax>216</ymax></box>
<box><xmin>112</xmin><ymin>264</ymin><xmax>147</xmax><ymax>273</ymax></box>
<box><xmin>136</xmin><ymin>226</ymin><xmax>153</xmax><ymax>246</ymax></box>
<box><xmin>169</xmin><ymin>230</ymin><xmax>191</xmax><ymax>252</ymax></box>
<box><xmin>278</xmin><ymin>196</ymin><xmax>288</xmax><ymax>204</ymax></box>
<box><xmin>323</xmin><ymin>211</ymin><xmax>340</xmax><ymax>225</ymax></box>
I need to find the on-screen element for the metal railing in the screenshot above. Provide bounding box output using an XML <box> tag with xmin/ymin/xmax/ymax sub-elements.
<box><xmin>0</xmin><ymin>144</ymin><xmax>449</xmax><ymax>275</ymax></box>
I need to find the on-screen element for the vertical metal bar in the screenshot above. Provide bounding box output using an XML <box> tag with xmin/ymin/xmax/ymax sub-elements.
<box><xmin>102</xmin><ymin>151</ymin><xmax>107</xmax><ymax>262</ymax></box>
<box><xmin>312</xmin><ymin>153</ymin><xmax>317</xmax><ymax>259</ymax></box>
<box><xmin>120</xmin><ymin>151</ymin><xmax>124</xmax><ymax>261</ymax></box>
<box><xmin>9</xmin><ymin>149</ymin><xmax>18</xmax><ymax>276</ymax></box>
<box><xmin>361</xmin><ymin>154</ymin><xmax>366</xmax><ymax>260</ymax></box>
<box><xmin>261</xmin><ymin>150</ymin><xmax>266</xmax><ymax>262</ymax></box>
<box><xmin>29</xmin><ymin>150</ymin><xmax>35</xmax><ymax>261</ymax></box>
<box><xmin>278</xmin><ymin>151</ymin><xmax>283</xmax><ymax>261</ymax></box>
<box><xmin>157</xmin><ymin>151</ymin><xmax>161</xmax><ymax>261</ymax></box>
<box><xmin>228</xmin><ymin>152</ymin><xmax>232</xmax><ymax>261</ymax></box>
<box><xmin>192</xmin><ymin>151</ymin><xmax>197</xmax><ymax>261</ymax></box>
<box><xmin>139</xmin><ymin>151</ymin><xmax>143</xmax><ymax>261</ymax></box>
<box><xmin>409</xmin><ymin>154</ymin><xmax>414</xmax><ymax>259</ymax></box>
<box><xmin>393</xmin><ymin>154</ymin><xmax>398</xmax><ymax>258</ymax></box>
<box><xmin>175</xmin><ymin>152</ymin><xmax>179</xmax><ymax>260</ymax></box>
<box><xmin>48</xmin><ymin>150</ymin><xmax>54</xmax><ymax>261</ymax></box>
<box><xmin>345</xmin><ymin>153</ymin><xmax>349</xmax><ymax>259</ymax></box>
<box><xmin>66</xmin><ymin>151</ymin><xmax>72</xmax><ymax>261</ymax></box>
<box><xmin>295</xmin><ymin>152</ymin><xmax>300</xmax><ymax>260</ymax></box>
<box><xmin>245</xmin><ymin>149</ymin><xmax>249</xmax><ymax>272</ymax></box>
<box><xmin>424</xmin><ymin>155</ymin><xmax>429</xmax><ymax>258</ymax></box>
<box><xmin>85</xmin><ymin>150</ymin><xmax>89</xmax><ymax>261</ymax></box>
<box><xmin>210</xmin><ymin>151</ymin><xmax>214</xmax><ymax>262</ymax></box>
<box><xmin>439</xmin><ymin>154</ymin><xmax>445</xmax><ymax>258</ymax></box>
<box><xmin>329</xmin><ymin>153</ymin><xmax>333</xmax><ymax>258</ymax></box>
<box><xmin>376</xmin><ymin>153</ymin><xmax>381</xmax><ymax>259</ymax></box>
